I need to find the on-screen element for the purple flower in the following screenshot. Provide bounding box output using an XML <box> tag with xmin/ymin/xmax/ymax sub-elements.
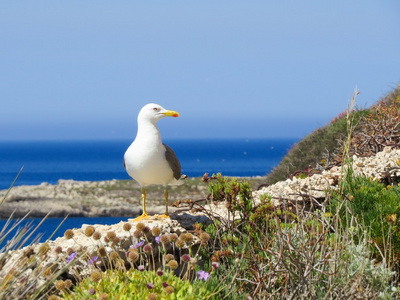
<box><xmin>88</xmin><ymin>256</ymin><xmax>98</xmax><ymax>265</ymax></box>
<box><xmin>138</xmin><ymin>265</ymin><xmax>145</xmax><ymax>271</ymax></box>
<box><xmin>132</xmin><ymin>241</ymin><xmax>145</xmax><ymax>249</ymax></box>
<box><xmin>155</xmin><ymin>234</ymin><xmax>161</xmax><ymax>244</ymax></box>
<box><xmin>162</xmin><ymin>282</ymin><xmax>169</xmax><ymax>288</ymax></box>
<box><xmin>181</xmin><ymin>254</ymin><xmax>191</xmax><ymax>262</ymax></box>
<box><xmin>67</xmin><ymin>252</ymin><xmax>77</xmax><ymax>263</ymax></box>
<box><xmin>197</xmin><ymin>270</ymin><xmax>210</xmax><ymax>281</ymax></box>
<box><xmin>212</xmin><ymin>262</ymin><xmax>220</xmax><ymax>270</ymax></box>
<box><xmin>146</xmin><ymin>282</ymin><xmax>154</xmax><ymax>289</ymax></box>
<box><xmin>157</xmin><ymin>270</ymin><xmax>164</xmax><ymax>276</ymax></box>
<box><xmin>143</xmin><ymin>244</ymin><xmax>153</xmax><ymax>253</ymax></box>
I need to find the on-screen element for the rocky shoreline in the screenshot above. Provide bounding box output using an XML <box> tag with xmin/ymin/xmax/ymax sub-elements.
<box><xmin>0</xmin><ymin>179</ymin><xmax>200</xmax><ymax>219</ymax></box>
<box><xmin>0</xmin><ymin>177</ymin><xmax>266</xmax><ymax>219</ymax></box>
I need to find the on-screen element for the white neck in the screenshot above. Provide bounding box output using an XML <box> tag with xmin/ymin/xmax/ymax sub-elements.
<box><xmin>135</xmin><ymin>119</ymin><xmax>162</xmax><ymax>144</ymax></box>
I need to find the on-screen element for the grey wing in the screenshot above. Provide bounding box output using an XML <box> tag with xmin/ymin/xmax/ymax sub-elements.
<box><xmin>163</xmin><ymin>143</ymin><xmax>181</xmax><ymax>180</ymax></box>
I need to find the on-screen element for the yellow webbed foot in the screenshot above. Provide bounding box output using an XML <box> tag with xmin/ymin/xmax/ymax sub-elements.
<box><xmin>154</xmin><ymin>214</ymin><xmax>170</xmax><ymax>219</ymax></box>
<box><xmin>131</xmin><ymin>212</ymin><xmax>150</xmax><ymax>222</ymax></box>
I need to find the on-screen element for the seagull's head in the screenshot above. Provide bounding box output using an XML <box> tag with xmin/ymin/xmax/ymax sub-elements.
<box><xmin>138</xmin><ymin>103</ymin><xmax>180</xmax><ymax>124</ymax></box>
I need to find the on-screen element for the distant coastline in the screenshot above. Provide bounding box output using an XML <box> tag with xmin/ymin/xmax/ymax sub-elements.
<box><xmin>0</xmin><ymin>138</ymin><xmax>297</xmax><ymax>190</ymax></box>
<box><xmin>0</xmin><ymin>177</ymin><xmax>267</xmax><ymax>219</ymax></box>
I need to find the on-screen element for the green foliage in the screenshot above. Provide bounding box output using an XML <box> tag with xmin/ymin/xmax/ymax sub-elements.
<box><xmin>59</xmin><ymin>269</ymin><xmax>212</xmax><ymax>300</ymax></box>
<box><xmin>329</xmin><ymin>175</ymin><xmax>400</xmax><ymax>260</ymax></box>
<box><xmin>207</xmin><ymin>173</ymin><xmax>252</xmax><ymax>216</ymax></box>
<box><xmin>247</xmin><ymin>196</ymin><xmax>297</xmax><ymax>240</ymax></box>
<box><xmin>44</xmin><ymin>216</ymin><xmax>240</xmax><ymax>299</ymax></box>
<box><xmin>314</xmin><ymin>236</ymin><xmax>395</xmax><ymax>299</ymax></box>
<box><xmin>200</xmin><ymin>168</ymin><xmax>399</xmax><ymax>298</ymax></box>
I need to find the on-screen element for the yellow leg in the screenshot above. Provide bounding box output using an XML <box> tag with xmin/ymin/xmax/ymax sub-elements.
<box><xmin>164</xmin><ymin>187</ymin><xmax>169</xmax><ymax>216</ymax></box>
<box><xmin>154</xmin><ymin>187</ymin><xmax>170</xmax><ymax>219</ymax></box>
<box><xmin>131</xmin><ymin>187</ymin><xmax>149</xmax><ymax>222</ymax></box>
<box><xmin>142</xmin><ymin>187</ymin><xmax>147</xmax><ymax>216</ymax></box>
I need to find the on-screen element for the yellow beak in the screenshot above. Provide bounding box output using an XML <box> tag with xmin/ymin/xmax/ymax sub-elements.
<box><xmin>162</xmin><ymin>110</ymin><xmax>180</xmax><ymax>118</ymax></box>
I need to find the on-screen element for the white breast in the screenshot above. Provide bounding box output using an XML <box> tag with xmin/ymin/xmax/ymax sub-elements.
<box><xmin>124</xmin><ymin>141</ymin><xmax>174</xmax><ymax>186</ymax></box>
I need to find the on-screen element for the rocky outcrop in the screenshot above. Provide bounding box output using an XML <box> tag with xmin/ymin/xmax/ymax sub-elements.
<box><xmin>253</xmin><ymin>146</ymin><xmax>400</xmax><ymax>205</ymax></box>
<box><xmin>0</xmin><ymin>216</ymin><xmax>205</xmax><ymax>292</ymax></box>
<box><xmin>0</xmin><ymin>179</ymin><xmax>209</xmax><ymax>219</ymax></box>
<box><xmin>186</xmin><ymin>147</ymin><xmax>400</xmax><ymax>220</ymax></box>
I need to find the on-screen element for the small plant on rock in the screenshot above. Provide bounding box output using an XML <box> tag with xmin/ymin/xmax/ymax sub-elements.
<box><xmin>59</xmin><ymin>268</ymin><xmax>213</xmax><ymax>300</ymax></box>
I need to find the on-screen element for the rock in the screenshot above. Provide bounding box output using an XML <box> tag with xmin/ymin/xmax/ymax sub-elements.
<box><xmin>253</xmin><ymin>147</ymin><xmax>400</xmax><ymax>204</ymax></box>
<box><xmin>0</xmin><ymin>180</ymin><xmax>205</xmax><ymax>219</ymax></box>
<box><xmin>0</xmin><ymin>216</ymin><xmax>198</xmax><ymax>289</ymax></box>
<box><xmin>171</xmin><ymin>213</ymin><xmax>212</xmax><ymax>230</ymax></box>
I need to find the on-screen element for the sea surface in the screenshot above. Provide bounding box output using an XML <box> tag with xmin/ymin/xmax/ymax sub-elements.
<box><xmin>0</xmin><ymin>138</ymin><xmax>297</xmax><ymax>190</ymax></box>
<box><xmin>0</xmin><ymin>138</ymin><xmax>297</xmax><ymax>244</ymax></box>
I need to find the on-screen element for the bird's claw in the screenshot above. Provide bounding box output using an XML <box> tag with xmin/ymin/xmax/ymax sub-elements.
<box><xmin>155</xmin><ymin>214</ymin><xmax>170</xmax><ymax>219</ymax></box>
<box><xmin>129</xmin><ymin>213</ymin><xmax>170</xmax><ymax>222</ymax></box>
<box><xmin>131</xmin><ymin>213</ymin><xmax>150</xmax><ymax>222</ymax></box>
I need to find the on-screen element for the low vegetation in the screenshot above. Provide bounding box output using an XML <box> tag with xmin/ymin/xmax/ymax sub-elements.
<box><xmin>196</xmin><ymin>170</ymin><xmax>400</xmax><ymax>299</ymax></box>
<box><xmin>266</xmin><ymin>84</ymin><xmax>400</xmax><ymax>184</ymax></box>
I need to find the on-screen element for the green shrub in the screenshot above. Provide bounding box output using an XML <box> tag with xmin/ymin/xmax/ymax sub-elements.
<box><xmin>58</xmin><ymin>269</ymin><xmax>213</xmax><ymax>300</ymax></box>
<box><xmin>200</xmin><ymin>170</ymin><xmax>399</xmax><ymax>298</ymax></box>
<box><xmin>329</xmin><ymin>175</ymin><xmax>400</xmax><ymax>261</ymax></box>
<box><xmin>206</xmin><ymin>173</ymin><xmax>252</xmax><ymax>218</ymax></box>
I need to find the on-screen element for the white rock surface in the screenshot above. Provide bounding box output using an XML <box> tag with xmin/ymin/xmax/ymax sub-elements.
<box><xmin>0</xmin><ymin>216</ymin><xmax>199</xmax><ymax>289</ymax></box>
<box><xmin>253</xmin><ymin>147</ymin><xmax>400</xmax><ymax>205</ymax></box>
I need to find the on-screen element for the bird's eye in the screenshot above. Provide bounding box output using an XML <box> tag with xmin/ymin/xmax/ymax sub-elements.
<box><xmin>153</xmin><ymin>107</ymin><xmax>158</xmax><ymax>111</ymax></box>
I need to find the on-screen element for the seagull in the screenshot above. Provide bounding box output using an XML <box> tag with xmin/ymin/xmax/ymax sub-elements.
<box><xmin>124</xmin><ymin>103</ymin><xmax>186</xmax><ymax>221</ymax></box>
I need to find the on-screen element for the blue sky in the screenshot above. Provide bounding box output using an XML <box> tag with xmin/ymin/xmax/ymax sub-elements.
<box><xmin>0</xmin><ymin>1</ymin><xmax>399</xmax><ymax>140</ymax></box>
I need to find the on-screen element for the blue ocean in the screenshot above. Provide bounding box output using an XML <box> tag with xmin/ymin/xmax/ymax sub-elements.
<box><xmin>0</xmin><ymin>138</ymin><xmax>297</xmax><ymax>190</ymax></box>
<box><xmin>0</xmin><ymin>138</ymin><xmax>297</xmax><ymax>243</ymax></box>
